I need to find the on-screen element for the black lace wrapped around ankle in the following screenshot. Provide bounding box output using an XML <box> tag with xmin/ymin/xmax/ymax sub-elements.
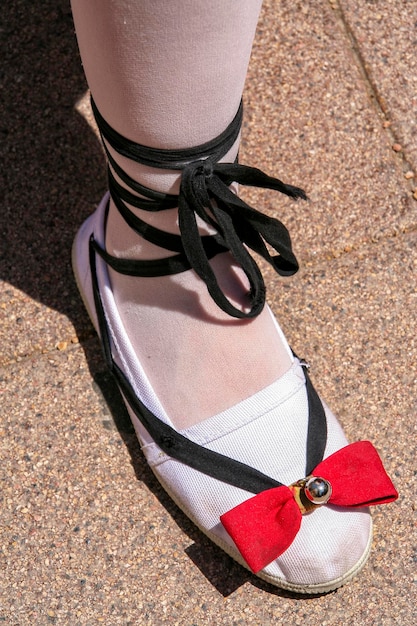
<box><xmin>90</xmin><ymin>96</ymin><xmax>307</xmax><ymax>319</ymax></box>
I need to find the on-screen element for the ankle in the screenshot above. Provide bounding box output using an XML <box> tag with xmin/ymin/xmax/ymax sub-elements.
<box><xmin>92</xmin><ymin>95</ymin><xmax>302</xmax><ymax>320</ymax></box>
<box><xmin>105</xmin><ymin>195</ymin><xmax>223</xmax><ymax>263</ymax></box>
<box><xmin>105</xmin><ymin>198</ymin><xmax>181</xmax><ymax>261</ymax></box>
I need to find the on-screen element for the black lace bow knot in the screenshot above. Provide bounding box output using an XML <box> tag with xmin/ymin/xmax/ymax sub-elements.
<box><xmin>178</xmin><ymin>158</ymin><xmax>306</xmax><ymax>318</ymax></box>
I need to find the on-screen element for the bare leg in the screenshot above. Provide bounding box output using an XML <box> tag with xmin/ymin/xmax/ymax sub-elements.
<box><xmin>71</xmin><ymin>0</ymin><xmax>292</xmax><ymax>428</ymax></box>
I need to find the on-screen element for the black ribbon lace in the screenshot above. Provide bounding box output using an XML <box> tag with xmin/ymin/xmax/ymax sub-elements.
<box><xmin>91</xmin><ymin>96</ymin><xmax>307</xmax><ymax>318</ymax></box>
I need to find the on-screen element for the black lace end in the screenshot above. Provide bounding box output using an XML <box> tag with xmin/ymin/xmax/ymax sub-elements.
<box><xmin>282</xmin><ymin>184</ymin><xmax>308</xmax><ymax>201</ymax></box>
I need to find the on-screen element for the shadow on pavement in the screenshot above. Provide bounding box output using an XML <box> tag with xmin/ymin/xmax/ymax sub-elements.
<box><xmin>1</xmin><ymin>0</ymin><xmax>105</xmax><ymax>338</ymax></box>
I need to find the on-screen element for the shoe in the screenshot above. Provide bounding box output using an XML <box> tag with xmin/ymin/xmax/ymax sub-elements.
<box><xmin>72</xmin><ymin>98</ymin><xmax>398</xmax><ymax>594</ymax></box>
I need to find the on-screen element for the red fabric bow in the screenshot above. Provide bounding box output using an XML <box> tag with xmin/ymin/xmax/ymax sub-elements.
<box><xmin>220</xmin><ymin>441</ymin><xmax>398</xmax><ymax>573</ymax></box>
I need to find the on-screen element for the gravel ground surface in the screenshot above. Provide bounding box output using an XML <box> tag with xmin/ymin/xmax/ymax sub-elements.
<box><xmin>1</xmin><ymin>1</ymin><xmax>416</xmax><ymax>624</ymax></box>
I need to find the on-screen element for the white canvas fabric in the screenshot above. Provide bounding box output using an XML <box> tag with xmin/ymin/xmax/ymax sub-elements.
<box><xmin>72</xmin><ymin>194</ymin><xmax>372</xmax><ymax>593</ymax></box>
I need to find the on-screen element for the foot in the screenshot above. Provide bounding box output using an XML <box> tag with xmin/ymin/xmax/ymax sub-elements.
<box><xmin>105</xmin><ymin>197</ymin><xmax>293</xmax><ymax>429</ymax></box>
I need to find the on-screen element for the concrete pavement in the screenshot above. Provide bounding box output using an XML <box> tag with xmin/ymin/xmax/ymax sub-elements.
<box><xmin>1</xmin><ymin>1</ymin><xmax>416</xmax><ymax>623</ymax></box>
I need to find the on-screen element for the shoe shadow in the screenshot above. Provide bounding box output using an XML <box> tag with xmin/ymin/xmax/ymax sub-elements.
<box><xmin>1</xmin><ymin>0</ymin><xmax>106</xmax><ymax>343</ymax></box>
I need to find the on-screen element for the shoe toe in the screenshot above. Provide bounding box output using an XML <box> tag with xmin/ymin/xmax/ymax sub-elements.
<box><xmin>262</xmin><ymin>505</ymin><xmax>372</xmax><ymax>591</ymax></box>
